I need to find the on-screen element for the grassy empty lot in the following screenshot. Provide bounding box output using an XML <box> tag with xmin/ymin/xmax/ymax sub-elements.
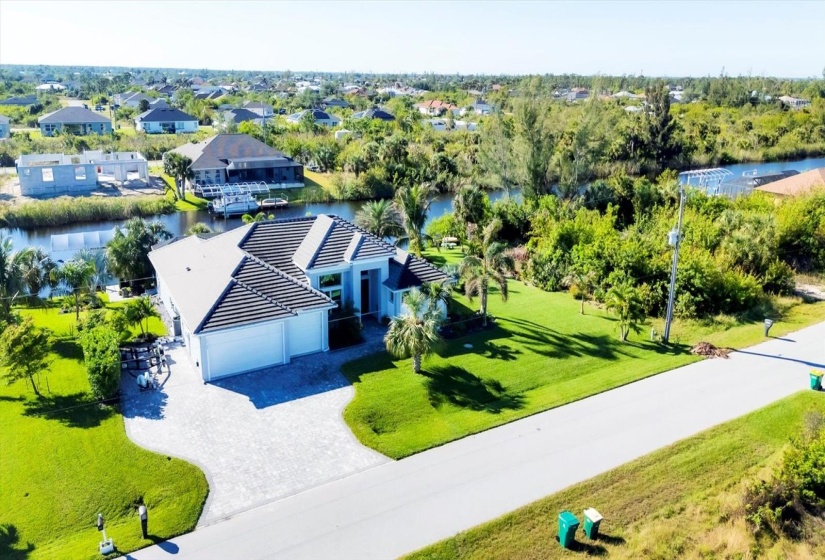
<box><xmin>407</xmin><ymin>390</ymin><xmax>825</xmax><ymax>559</ymax></box>
<box><xmin>342</xmin><ymin>248</ymin><xmax>825</xmax><ymax>459</ymax></box>
<box><xmin>0</xmin><ymin>302</ymin><xmax>208</xmax><ymax>560</ymax></box>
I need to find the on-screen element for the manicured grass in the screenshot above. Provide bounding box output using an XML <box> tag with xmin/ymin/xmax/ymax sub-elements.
<box><xmin>343</xmin><ymin>255</ymin><xmax>825</xmax><ymax>459</ymax></box>
<box><xmin>407</xmin><ymin>391</ymin><xmax>825</xmax><ymax>559</ymax></box>
<box><xmin>0</xmin><ymin>303</ymin><xmax>208</xmax><ymax>560</ymax></box>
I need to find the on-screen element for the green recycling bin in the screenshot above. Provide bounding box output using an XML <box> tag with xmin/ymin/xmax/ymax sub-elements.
<box><xmin>583</xmin><ymin>508</ymin><xmax>603</xmax><ymax>540</ymax></box>
<box><xmin>558</xmin><ymin>511</ymin><xmax>580</xmax><ymax>549</ymax></box>
<box><xmin>811</xmin><ymin>371</ymin><xmax>823</xmax><ymax>391</ymax></box>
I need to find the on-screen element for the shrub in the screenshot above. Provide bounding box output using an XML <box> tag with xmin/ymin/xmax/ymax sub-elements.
<box><xmin>0</xmin><ymin>196</ymin><xmax>175</xmax><ymax>229</ymax></box>
<box><xmin>79</xmin><ymin>325</ymin><xmax>121</xmax><ymax>400</ymax></box>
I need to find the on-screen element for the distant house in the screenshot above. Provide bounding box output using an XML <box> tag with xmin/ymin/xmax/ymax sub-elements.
<box><xmin>286</xmin><ymin>109</ymin><xmax>341</xmax><ymax>128</ymax></box>
<box><xmin>415</xmin><ymin>100</ymin><xmax>459</xmax><ymax>116</ymax></box>
<box><xmin>149</xmin><ymin>98</ymin><xmax>170</xmax><ymax>109</ymax></box>
<box><xmin>755</xmin><ymin>168</ymin><xmax>825</xmax><ymax>197</ymax></box>
<box><xmin>612</xmin><ymin>91</ymin><xmax>642</xmax><ymax>100</ymax></box>
<box><xmin>422</xmin><ymin>119</ymin><xmax>478</xmax><ymax>132</ymax></box>
<box><xmin>115</xmin><ymin>92</ymin><xmax>153</xmax><ymax>108</ymax></box>
<box><xmin>168</xmin><ymin>133</ymin><xmax>303</xmax><ymax>187</ymax></box>
<box><xmin>778</xmin><ymin>96</ymin><xmax>811</xmax><ymax>110</ymax></box>
<box><xmin>219</xmin><ymin>108</ymin><xmax>266</xmax><ymax>129</ymax></box>
<box><xmin>241</xmin><ymin>101</ymin><xmax>274</xmax><ymax>118</ymax></box>
<box><xmin>135</xmin><ymin>108</ymin><xmax>199</xmax><ymax>134</ymax></box>
<box><xmin>0</xmin><ymin>95</ymin><xmax>38</xmax><ymax>106</ymax></box>
<box><xmin>152</xmin><ymin>84</ymin><xmax>177</xmax><ymax>96</ymax></box>
<box><xmin>323</xmin><ymin>97</ymin><xmax>350</xmax><ymax>109</ymax></box>
<box><xmin>460</xmin><ymin>98</ymin><xmax>492</xmax><ymax>116</ymax></box>
<box><xmin>38</xmin><ymin>107</ymin><xmax>112</xmax><ymax>137</ymax></box>
<box><xmin>567</xmin><ymin>88</ymin><xmax>590</xmax><ymax>101</ymax></box>
<box><xmin>194</xmin><ymin>89</ymin><xmax>225</xmax><ymax>101</ymax></box>
<box><xmin>350</xmin><ymin>107</ymin><xmax>395</xmax><ymax>121</ymax></box>
<box><xmin>0</xmin><ymin>115</ymin><xmax>10</xmax><ymax>139</ymax></box>
<box><xmin>35</xmin><ymin>82</ymin><xmax>66</xmax><ymax>91</ymax></box>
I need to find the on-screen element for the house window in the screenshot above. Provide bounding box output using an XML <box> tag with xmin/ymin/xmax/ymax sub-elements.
<box><xmin>41</xmin><ymin>168</ymin><xmax>54</xmax><ymax>182</ymax></box>
<box><xmin>74</xmin><ymin>166</ymin><xmax>86</xmax><ymax>180</ymax></box>
<box><xmin>319</xmin><ymin>273</ymin><xmax>343</xmax><ymax>304</ymax></box>
<box><xmin>389</xmin><ymin>291</ymin><xmax>394</xmax><ymax>303</ymax></box>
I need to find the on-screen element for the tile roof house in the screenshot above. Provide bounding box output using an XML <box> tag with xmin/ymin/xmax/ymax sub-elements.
<box><xmin>0</xmin><ymin>95</ymin><xmax>38</xmax><ymax>106</ymax></box>
<box><xmin>219</xmin><ymin>108</ymin><xmax>266</xmax><ymax>128</ymax></box>
<box><xmin>241</xmin><ymin>100</ymin><xmax>274</xmax><ymax>117</ymax></box>
<box><xmin>135</xmin><ymin>108</ymin><xmax>199</xmax><ymax>134</ymax></box>
<box><xmin>38</xmin><ymin>107</ymin><xmax>113</xmax><ymax>137</ymax></box>
<box><xmin>755</xmin><ymin>168</ymin><xmax>825</xmax><ymax>197</ymax></box>
<box><xmin>150</xmin><ymin>215</ymin><xmax>449</xmax><ymax>381</ymax></box>
<box><xmin>351</xmin><ymin>107</ymin><xmax>395</xmax><ymax>121</ymax></box>
<box><xmin>169</xmin><ymin>133</ymin><xmax>303</xmax><ymax>187</ymax></box>
<box><xmin>415</xmin><ymin>100</ymin><xmax>459</xmax><ymax>116</ymax></box>
<box><xmin>286</xmin><ymin>109</ymin><xmax>341</xmax><ymax>128</ymax></box>
<box><xmin>114</xmin><ymin>91</ymin><xmax>153</xmax><ymax>108</ymax></box>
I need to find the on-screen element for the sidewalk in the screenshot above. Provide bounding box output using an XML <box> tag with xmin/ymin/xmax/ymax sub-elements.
<box><xmin>130</xmin><ymin>322</ymin><xmax>825</xmax><ymax>560</ymax></box>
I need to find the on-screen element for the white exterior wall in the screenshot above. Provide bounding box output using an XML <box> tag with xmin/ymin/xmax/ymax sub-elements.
<box><xmin>288</xmin><ymin>311</ymin><xmax>326</xmax><ymax>357</ymax></box>
<box><xmin>136</xmin><ymin>120</ymin><xmax>199</xmax><ymax>133</ymax></box>
<box><xmin>200</xmin><ymin>320</ymin><xmax>287</xmax><ymax>382</ymax></box>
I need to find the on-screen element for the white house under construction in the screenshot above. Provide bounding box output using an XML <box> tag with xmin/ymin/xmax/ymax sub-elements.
<box><xmin>15</xmin><ymin>151</ymin><xmax>149</xmax><ymax>197</ymax></box>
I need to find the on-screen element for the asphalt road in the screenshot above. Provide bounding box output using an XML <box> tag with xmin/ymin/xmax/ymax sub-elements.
<box><xmin>130</xmin><ymin>322</ymin><xmax>825</xmax><ymax>560</ymax></box>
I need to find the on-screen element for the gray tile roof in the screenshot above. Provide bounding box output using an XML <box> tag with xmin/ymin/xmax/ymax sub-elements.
<box><xmin>152</xmin><ymin>214</ymin><xmax>447</xmax><ymax>335</ymax></box>
<box><xmin>222</xmin><ymin>108</ymin><xmax>261</xmax><ymax>124</ymax></box>
<box><xmin>38</xmin><ymin>107</ymin><xmax>111</xmax><ymax>124</ymax></box>
<box><xmin>384</xmin><ymin>251</ymin><xmax>449</xmax><ymax>290</ymax></box>
<box><xmin>170</xmin><ymin>133</ymin><xmax>293</xmax><ymax>171</ymax></box>
<box><xmin>136</xmin><ymin>108</ymin><xmax>197</xmax><ymax>123</ymax></box>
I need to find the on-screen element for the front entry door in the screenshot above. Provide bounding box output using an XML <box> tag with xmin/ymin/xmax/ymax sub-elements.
<box><xmin>361</xmin><ymin>277</ymin><xmax>370</xmax><ymax>320</ymax></box>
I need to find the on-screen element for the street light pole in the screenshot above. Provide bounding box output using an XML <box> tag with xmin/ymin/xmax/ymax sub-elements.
<box><xmin>663</xmin><ymin>183</ymin><xmax>686</xmax><ymax>344</ymax></box>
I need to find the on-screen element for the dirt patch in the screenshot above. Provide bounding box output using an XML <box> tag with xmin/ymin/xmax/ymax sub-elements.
<box><xmin>691</xmin><ymin>342</ymin><xmax>732</xmax><ymax>358</ymax></box>
<box><xmin>0</xmin><ymin>174</ymin><xmax>167</xmax><ymax>206</ymax></box>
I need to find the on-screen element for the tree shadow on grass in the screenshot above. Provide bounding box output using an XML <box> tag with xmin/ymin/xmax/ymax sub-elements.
<box><xmin>0</xmin><ymin>524</ymin><xmax>34</xmax><ymax>560</ymax></box>
<box><xmin>22</xmin><ymin>392</ymin><xmax>115</xmax><ymax>428</ymax></box>
<box><xmin>51</xmin><ymin>340</ymin><xmax>84</xmax><ymax>362</ymax></box>
<box><xmin>422</xmin><ymin>365</ymin><xmax>526</xmax><ymax>413</ymax></box>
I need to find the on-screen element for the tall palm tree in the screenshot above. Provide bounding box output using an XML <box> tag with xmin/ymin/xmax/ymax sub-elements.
<box><xmin>0</xmin><ymin>234</ymin><xmax>25</xmax><ymax>319</ymax></box>
<box><xmin>459</xmin><ymin>219</ymin><xmax>513</xmax><ymax>326</ymax></box>
<box><xmin>75</xmin><ymin>249</ymin><xmax>108</xmax><ymax>295</ymax></box>
<box><xmin>395</xmin><ymin>184</ymin><xmax>433</xmax><ymax>257</ymax></box>
<box><xmin>50</xmin><ymin>259</ymin><xmax>95</xmax><ymax>320</ymax></box>
<box><xmin>162</xmin><ymin>152</ymin><xmax>194</xmax><ymax>199</ymax></box>
<box><xmin>563</xmin><ymin>267</ymin><xmax>597</xmax><ymax>315</ymax></box>
<box><xmin>605</xmin><ymin>282</ymin><xmax>645</xmax><ymax>342</ymax></box>
<box><xmin>355</xmin><ymin>199</ymin><xmax>403</xmax><ymax>239</ymax></box>
<box><xmin>452</xmin><ymin>184</ymin><xmax>489</xmax><ymax>228</ymax></box>
<box><xmin>384</xmin><ymin>288</ymin><xmax>442</xmax><ymax>374</ymax></box>
<box><xmin>106</xmin><ymin>218</ymin><xmax>172</xmax><ymax>286</ymax></box>
<box><xmin>14</xmin><ymin>247</ymin><xmax>55</xmax><ymax>305</ymax></box>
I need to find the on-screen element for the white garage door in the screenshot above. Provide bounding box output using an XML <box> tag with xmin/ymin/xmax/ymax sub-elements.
<box><xmin>205</xmin><ymin>322</ymin><xmax>285</xmax><ymax>380</ymax></box>
<box><xmin>289</xmin><ymin>312</ymin><xmax>323</xmax><ymax>357</ymax></box>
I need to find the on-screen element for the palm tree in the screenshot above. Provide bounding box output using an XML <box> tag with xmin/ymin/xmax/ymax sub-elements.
<box><xmin>15</xmin><ymin>247</ymin><xmax>55</xmax><ymax>305</ymax></box>
<box><xmin>0</xmin><ymin>234</ymin><xmax>25</xmax><ymax>319</ymax></box>
<box><xmin>162</xmin><ymin>152</ymin><xmax>194</xmax><ymax>199</ymax></box>
<box><xmin>459</xmin><ymin>219</ymin><xmax>513</xmax><ymax>327</ymax></box>
<box><xmin>563</xmin><ymin>267</ymin><xmax>596</xmax><ymax>315</ymax></box>
<box><xmin>106</xmin><ymin>218</ymin><xmax>172</xmax><ymax>287</ymax></box>
<box><xmin>125</xmin><ymin>295</ymin><xmax>159</xmax><ymax>337</ymax></box>
<box><xmin>50</xmin><ymin>259</ymin><xmax>95</xmax><ymax>320</ymax></box>
<box><xmin>75</xmin><ymin>249</ymin><xmax>108</xmax><ymax>295</ymax></box>
<box><xmin>355</xmin><ymin>199</ymin><xmax>403</xmax><ymax>239</ymax></box>
<box><xmin>384</xmin><ymin>288</ymin><xmax>442</xmax><ymax>374</ymax></box>
<box><xmin>395</xmin><ymin>184</ymin><xmax>433</xmax><ymax>257</ymax></box>
<box><xmin>605</xmin><ymin>282</ymin><xmax>645</xmax><ymax>342</ymax></box>
<box><xmin>452</xmin><ymin>185</ymin><xmax>489</xmax><ymax>228</ymax></box>
<box><xmin>420</xmin><ymin>280</ymin><xmax>452</xmax><ymax>316</ymax></box>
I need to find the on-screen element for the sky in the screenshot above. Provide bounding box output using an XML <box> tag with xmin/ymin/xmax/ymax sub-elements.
<box><xmin>1</xmin><ymin>0</ymin><xmax>823</xmax><ymax>78</ymax></box>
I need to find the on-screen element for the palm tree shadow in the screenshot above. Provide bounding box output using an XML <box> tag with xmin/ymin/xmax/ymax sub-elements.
<box><xmin>0</xmin><ymin>524</ymin><xmax>35</xmax><ymax>560</ymax></box>
<box><xmin>422</xmin><ymin>365</ymin><xmax>525</xmax><ymax>413</ymax></box>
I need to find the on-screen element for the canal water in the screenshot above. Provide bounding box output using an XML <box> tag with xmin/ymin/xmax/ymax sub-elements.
<box><xmin>4</xmin><ymin>156</ymin><xmax>825</xmax><ymax>251</ymax></box>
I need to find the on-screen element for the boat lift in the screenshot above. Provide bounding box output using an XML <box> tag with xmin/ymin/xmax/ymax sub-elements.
<box><xmin>678</xmin><ymin>168</ymin><xmax>735</xmax><ymax>197</ymax></box>
<box><xmin>194</xmin><ymin>181</ymin><xmax>271</xmax><ymax>200</ymax></box>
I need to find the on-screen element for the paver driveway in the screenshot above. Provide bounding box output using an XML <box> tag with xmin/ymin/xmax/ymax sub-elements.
<box><xmin>121</xmin><ymin>333</ymin><xmax>389</xmax><ymax>525</ymax></box>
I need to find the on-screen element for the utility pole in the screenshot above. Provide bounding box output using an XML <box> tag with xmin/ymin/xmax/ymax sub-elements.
<box><xmin>663</xmin><ymin>183</ymin><xmax>686</xmax><ymax>344</ymax></box>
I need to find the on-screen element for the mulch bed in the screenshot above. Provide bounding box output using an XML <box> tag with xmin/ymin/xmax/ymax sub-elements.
<box><xmin>691</xmin><ymin>341</ymin><xmax>732</xmax><ymax>359</ymax></box>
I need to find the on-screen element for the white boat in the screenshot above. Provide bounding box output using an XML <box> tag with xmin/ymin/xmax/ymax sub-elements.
<box><xmin>208</xmin><ymin>193</ymin><xmax>259</xmax><ymax>217</ymax></box>
<box><xmin>260</xmin><ymin>197</ymin><xmax>289</xmax><ymax>210</ymax></box>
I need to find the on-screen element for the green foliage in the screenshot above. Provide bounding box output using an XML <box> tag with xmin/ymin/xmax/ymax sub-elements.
<box><xmin>605</xmin><ymin>282</ymin><xmax>645</xmax><ymax>341</ymax></box>
<box><xmin>396</xmin><ymin>184</ymin><xmax>434</xmax><ymax>256</ymax></box>
<box><xmin>384</xmin><ymin>288</ymin><xmax>443</xmax><ymax>373</ymax></box>
<box><xmin>79</xmin><ymin>324</ymin><xmax>121</xmax><ymax>399</ymax></box>
<box><xmin>0</xmin><ymin>316</ymin><xmax>51</xmax><ymax>396</ymax></box>
<box><xmin>425</xmin><ymin>212</ymin><xmax>462</xmax><ymax>244</ymax></box>
<box><xmin>106</xmin><ymin>217</ymin><xmax>172</xmax><ymax>284</ymax></box>
<box><xmin>162</xmin><ymin>152</ymin><xmax>194</xmax><ymax>199</ymax></box>
<box><xmin>0</xmin><ymin>196</ymin><xmax>176</xmax><ymax>229</ymax></box>
<box><xmin>355</xmin><ymin>199</ymin><xmax>403</xmax><ymax>238</ymax></box>
<box><xmin>123</xmin><ymin>295</ymin><xmax>159</xmax><ymax>337</ymax></box>
<box><xmin>460</xmin><ymin>219</ymin><xmax>514</xmax><ymax>325</ymax></box>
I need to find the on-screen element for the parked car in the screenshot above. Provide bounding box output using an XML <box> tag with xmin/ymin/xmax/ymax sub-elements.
<box><xmin>95</xmin><ymin>105</ymin><xmax>104</xmax><ymax>111</ymax></box>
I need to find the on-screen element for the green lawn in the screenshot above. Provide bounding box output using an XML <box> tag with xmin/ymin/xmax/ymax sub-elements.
<box><xmin>0</xmin><ymin>302</ymin><xmax>208</xmax><ymax>560</ymax></box>
<box><xmin>342</xmin><ymin>249</ymin><xmax>825</xmax><ymax>459</ymax></box>
<box><xmin>407</xmin><ymin>390</ymin><xmax>825</xmax><ymax>560</ymax></box>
